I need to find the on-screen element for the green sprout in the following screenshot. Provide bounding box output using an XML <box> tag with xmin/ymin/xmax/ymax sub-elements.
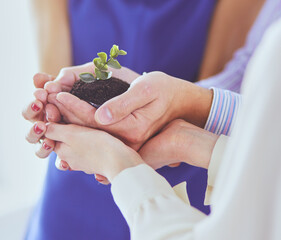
<box><xmin>79</xmin><ymin>44</ymin><xmax>127</xmax><ymax>82</ymax></box>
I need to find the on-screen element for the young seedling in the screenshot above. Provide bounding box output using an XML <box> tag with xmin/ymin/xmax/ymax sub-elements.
<box><xmin>70</xmin><ymin>44</ymin><xmax>130</xmax><ymax>108</ymax></box>
<box><xmin>79</xmin><ymin>44</ymin><xmax>127</xmax><ymax>82</ymax></box>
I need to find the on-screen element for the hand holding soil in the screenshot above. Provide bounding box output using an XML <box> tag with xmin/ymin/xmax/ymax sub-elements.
<box><xmin>22</xmin><ymin>45</ymin><xmax>213</xmax><ymax>174</ymax></box>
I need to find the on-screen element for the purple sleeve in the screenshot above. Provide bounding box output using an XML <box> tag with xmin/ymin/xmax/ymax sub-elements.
<box><xmin>204</xmin><ymin>88</ymin><xmax>241</xmax><ymax>136</ymax></box>
<box><xmin>197</xmin><ymin>0</ymin><xmax>281</xmax><ymax>93</ymax></box>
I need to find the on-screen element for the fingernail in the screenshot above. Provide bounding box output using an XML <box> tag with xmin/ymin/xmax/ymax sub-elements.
<box><xmin>42</xmin><ymin>142</ymin><xmax>51</xmax><ymax>150</ymax></box>
<box><xmin>34</xmin><ymin>124</ymin><xmax>43</xmax><ymax>134</ymax></box>
<box><xmin>31</xmin><ymin>103</ymin><xmax>40</xmax><ymax>112</ymax></box>
<box><xmin>46</xmin><ymin>111</ymin><xmax>50</xmax><ymax>122</ymax></box>
<box><xmin>60</xmin><ymin>161</ymin><xmax>68</xmax><ymax>169</ymax></box>
<box><xmin>97</xmin><ymin>107</ymin><xmax>112</xmax><ymax>124</ymax></box>
<box><xmin>96</xmin><ymin>178</ymin><xmax>103</xmax><ymax>182</ymax></box>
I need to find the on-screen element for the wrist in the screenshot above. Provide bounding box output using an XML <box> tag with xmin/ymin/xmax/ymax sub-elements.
<box><xmin>106</xmin><ymin>148</ymin><xmax>144</xmax><ymax>182</ymax></box>
<box><xmin>174</xmin><ymin>79</ymin><xmax>213</xmax><ymax>128</ymax></box>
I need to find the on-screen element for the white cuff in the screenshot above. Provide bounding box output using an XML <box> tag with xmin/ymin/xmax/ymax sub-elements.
<box><xmin>111</xmin><ymin>164</ymin><xmax>177</xmax><ymax>224</ymax></box>
<box><xmin>204</xmin><ymin>135</ymin><xmax>229</xmax><ymax>205</ymax></box>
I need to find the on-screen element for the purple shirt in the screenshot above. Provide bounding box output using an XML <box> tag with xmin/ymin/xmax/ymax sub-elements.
<box><xmin>25</xmin><ymin>1</ymin><xmax>281</xmax><ymax>240</ymax></box>
<box><xmin>25</xmin><ymin>1</ymin><xmax>216</xmax><ymax>240</ymax></box>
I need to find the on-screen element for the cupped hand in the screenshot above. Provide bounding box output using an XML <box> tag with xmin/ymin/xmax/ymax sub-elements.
<box><xmin>139</xmin><ymin>119</ymin><xmax>219</xmax><ymax>170</ymax></box>
<box><xmin>93</xmin><ymin>72</ymin><xmax>213</xmax><ymax>150</ymax></box>
<box><xmin>44</xmin><ymin>63</ymin><xmax>141</xmax><ymax>133</ymax></box>
<box><xmin>22</xmin><ymin>63</ymin><xmax>139</xmax><ymax>158</ymax></box>
<box><xmin>45</xmin><ymin>123</ymin><xmax>144</xmax><ymax>182</ymax></box>
<box><xmin>53</xmin><ymin>71</ymin><xmax>212</xmax><ymax>150</ymax></box>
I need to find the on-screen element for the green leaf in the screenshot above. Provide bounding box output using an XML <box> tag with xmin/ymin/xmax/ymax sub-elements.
<box><xmin>110</xmin><ymin>44</ymin><xmax>119</xmax><ymax>58</ymax></box>
<box><xmin>97</xmin><ymin>52</ymin><xmax>107</xmax><ymax>63</ymax></box>
<box><xmin>95</xmin><ymin>68</ymin><xmax>102</xmax><ymax>79</ymax></box>
<box><xmin>107</xmin><ymin>58</ymin><xmax>121</xmax><ymax>69</ymax></box>
<box><xmin>118</xmin><ymin>50</ymin><xmax>127</xmax><ymax>56</ymax></box>
<box><xmin>93</xmin><ymin>57</ymin><xmax>103</xmax><ymax>69</ymax></box>
<box><xmin>101</xmin><ymin>63</ymin><xmax>108</xmax><ymax>71</ymax></box>
<box><xmin>99</xmin><ymin>71</ymin><xmax>112</xmax><ymax>80</ymax></box>
<box><xmin>95</xmin><ymin>69</ymin><xmax>112</xmax><ymax>80</ymax></box>
<box><xmin>94</xmin><ymin>57</ymin><xmax>108</xmax><ymax>71</ymax></box>
<box><xmin>79</xmin><ymin>72</ymin><xmax>96</xmax><ymax>83</ymax></box>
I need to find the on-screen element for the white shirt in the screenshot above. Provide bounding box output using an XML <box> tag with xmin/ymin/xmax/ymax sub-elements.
<box><xmin>111</xmin><ymin>19</ymin><xmax>281</xmax><ymax>240</ymax></box>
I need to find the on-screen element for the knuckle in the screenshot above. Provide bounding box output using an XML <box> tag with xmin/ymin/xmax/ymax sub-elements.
<box><xmin>126</xmin><ymin>128</ymin><xmax>145</xmax><ymax>144</ymax></box>
<box><xmin>118</xmin><ymin>98</ymin><xmax>130</xmax><ymax>114</ymax></box>
<box><xmin>147</xmin><ymin>71</ymin><xmax>166</xmax><ymax>80</ymax></box>
<box><xmin>60</xmin><ymin>67</ymin><xmax>70</xmax><ymax>74</ymax></box>
<box><xmin>139</xmin><ymin>82</ymin><xmax>152</xmax><ymax>98</ymax></box>
<box><xmin>46</xmin><ymin>123</ymin><xmax>55</xmax><ymax>133</ymax></box>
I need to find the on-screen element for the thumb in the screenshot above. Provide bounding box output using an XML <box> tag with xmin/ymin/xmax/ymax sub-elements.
<box><xmin>33</xmin><ymin>73</ymin><xmax>55</xmax><ymax>88</ymax></box>
<box><xmin>95</xmin><ymin>79</ymin><xmax>155</xmax><ymax>125</ymax></box>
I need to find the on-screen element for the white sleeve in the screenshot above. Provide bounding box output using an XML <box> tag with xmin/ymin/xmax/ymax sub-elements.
<box><xmin>204</xmin><ymin>135</ymin><xmax>229</xmax><ymax>205</ymax></box>
<box><xmin>111</xmin><ymin>19</ymin><xmax>281</xmax><ymax>240</ymax></box>
<box><xmin>111</xmin><ymin>164</ymin><xmax>206</xmax><ymax>240</ymax></box>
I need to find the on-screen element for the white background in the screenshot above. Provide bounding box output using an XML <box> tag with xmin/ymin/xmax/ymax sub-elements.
<box><xmin>0</xmin><ymin>1</ymin><xmax>47</xmax><ymax>239</ymax></box>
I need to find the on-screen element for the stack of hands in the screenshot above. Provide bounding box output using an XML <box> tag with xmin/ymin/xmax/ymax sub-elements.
<box><xmin>22</xmin><ymin>62</ymin><xmax>218</xmax><ymax>184</ymax></box>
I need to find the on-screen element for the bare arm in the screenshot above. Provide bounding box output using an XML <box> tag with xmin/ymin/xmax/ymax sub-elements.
<box><xmin>31</xmin><ymin>0</ymin><xmax>72</xmax><ymax>76</ymax></box>
<box><xmin>199</xmin><ymin>0</ymin><xmax>265</xmax><ymax>79</ymax></box>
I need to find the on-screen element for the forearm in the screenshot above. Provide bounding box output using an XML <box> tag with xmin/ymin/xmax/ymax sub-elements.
<box><xmin>31</xmin><ymin>0</ymin><xmax>72</xmax><ymax>76</ymax></box>
<box><xmin>111</xmin><ymin>164</ymin><xmax>206</xmax><ymax>240</ymax></box>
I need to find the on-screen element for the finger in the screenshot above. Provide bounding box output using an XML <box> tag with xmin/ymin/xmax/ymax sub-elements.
<box><xmin>112</xmin><ymin>66</ymin><xmax>140</xmax><ymax>84</ymax></box>
<box><xmin>95</xmin><ymin>77</ymin><xmax>155</xmax><ymax>125</ymax></box>
<box><xmin>45</xmin><ymin>123</ymin><xmax>71</xmax><ymax>143</ymax></box>
<box><xmin>44</xmin><ymin>81</ymin><xmax>63</xmax><ymax>94</ymax></box>
<box><xmin>55</xmin><ymin>156</ymin><xmax>69</xmax><ymax>171</ymax></box>
<box><xmin>56</xmin><ymin>92</ymin><xmax>98</xmax><ymax>127</ymax></box>
<box><xmin>45</xmin><ymin>62</ymin><xmax>94</xmax><ymax>93</ymax></box>
<box><xmin>22</xmin><ymin>100</ymin><xmax>44</xmax><ymax>122</ymax></box>
<box><xmin>33</xmin><ymin>89</ymin><xmax>48</xmax><ymax>104</ymax></box>
<box><xmin>36</xmin><ymin>138</ymin><xmax>55</xmax><ymax>158</ymax></box>
<box><xmin>48</xmin><ymin>93</ymin><xmax>86</xmax><ymax>125</ymax></box>
<box><xmin>54</xmin><ymin>142</ymin><xmax>71</xmax><ymax>171</ymax></box>
<box><xmin>95</xmin><ymin>174</ymin><xmax>110</xmax><ymax>185</ymax></box>
<box><xmin>168</xmin><ymin>163</ymin><xmax>181</xmax><ymax>168</ymax></box>
<box><xmin>45</xmin><ymin>104</ymin><xmax>61</xmax><ymax>122</ymax></box>
<box><xmin>33</xmin><ymin>73</ymin><xmax>55</xmax><ymax>88</ymax></box>
<box><xmin>26</xmin><ymin>121</ymin><xmax>46</xmax><ymax>144</ymax></box>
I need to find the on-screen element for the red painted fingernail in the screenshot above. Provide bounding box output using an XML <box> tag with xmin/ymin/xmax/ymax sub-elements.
<box><xmin>34</xmin><ymin>124</ymin><xmax>43</xmax><ymax>134</ymax></box>
<box><xmin>96</xmin><ymin>176</ymin><xmax>104</xmax><ymax>182</ymax></box>
<box><xmin>42</xmin><ymin>142</ymin><xmax>51</xmax><ymax>150</ymax></box>
<box><xmin>61</xmin><ymin>161</ymin><xmax>68</xmax><ymax>169</ymax></box>
<box><xmin>31</xmin><ymin>103</ymin><xmax>40</xmax><ymax>112</ymax></box>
